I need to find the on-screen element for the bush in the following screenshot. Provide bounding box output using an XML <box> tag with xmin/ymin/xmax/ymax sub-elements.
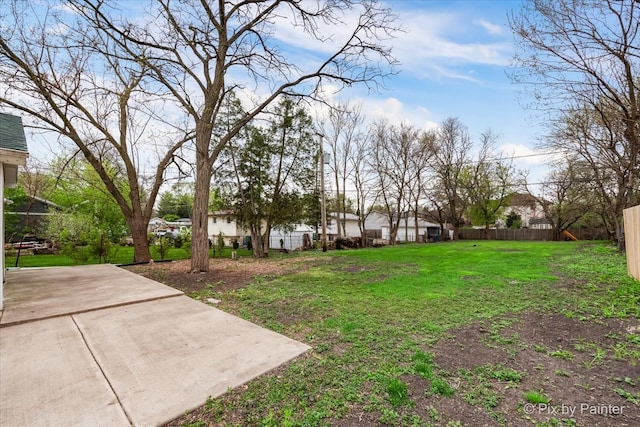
<box><xmin>61</xmin><ymin>243</ymin><xmax>90</xmax><ymax>264</ymax></box>
<box><xmin>153</xmin><ymin>236</ymin><xmax>173</xmax><ymax>259</ymax></box>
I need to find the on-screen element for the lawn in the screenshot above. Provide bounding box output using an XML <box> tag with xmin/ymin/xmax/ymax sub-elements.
<box><xmin>13</xmin><ymin>240</ymin><xmax>637</xmax><ymax>425</ymax></box>
<box><xmin>4</xmin><ymin>246</ymin><xmax>251</xmax><ymax>267</ymax></box>
<box><xmin>153</xmin><ymin>240</ymin><xmax>639</xmax><ymax>426</ymax></box>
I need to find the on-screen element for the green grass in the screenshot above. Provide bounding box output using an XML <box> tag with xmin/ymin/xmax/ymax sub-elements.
<box><xmin>4</xmin><ymin>246</ymin><xmax>253</xmax><ymax>267</ymax></box>
<box><xmin>430</xmin><ymin>378</ymin><xmax>456</xmax><ymax>397</ymax></box>
<box><xmin>385</xmin><ymin>378</ymin><xmax>410</xmax><ymax>407</ymax></box>
<box><xmin>183</xmin><ymin>240</ymin><xmax>629</xmax><ymax>426</ymax></box>
<box><xmin>15</xmin><ymin>239</ymin><xmax>636</xmax><ymax>425</ymax></box>
<box><xmin>524</xmin><ymin>390</ymin><xmax>550</xmax><ymax>404</ymax></box>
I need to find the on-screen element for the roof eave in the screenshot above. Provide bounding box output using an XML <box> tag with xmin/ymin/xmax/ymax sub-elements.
<box><xmin>0</xmin><ymin>148</ymin><xmax>28</xmax><ymax>166</ymax></box>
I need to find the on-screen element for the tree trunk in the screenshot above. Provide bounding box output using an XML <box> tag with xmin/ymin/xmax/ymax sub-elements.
<box><xmin>263</xmin><ymin>226</ymin><xmax>271</xmax><ymax>257</ymax></box>
<box><xmin>404</xmin><ymin>216</ymin><xmax>409</xmax><ymax>242</ymax></box>
<box><xmin>615</xmin><ymin>217</ymin><xmax>625</xmax><ymax>252</ymax></box>
<box><xmin>127</xmin><ymin>215</ymin><xmax>151</xmax><ymax>263</ymax></box>
<box><xmin>190</xmin><ymin>159</ymin><xmax>212</xmax><ymax>272</ymax></box>
<box><xmin>132</xmin><ymin>231</ymin><xmax>151</xmax><ymax>263</ymax></box>
<box><xmin>252</xmin><ymin>229</ymin><xmax>265</xmax><ymax>257</ymax></box>
<box><xmin>452</xmin><ymin>225</ymin><xmax>460</xmax><ymax>241</ymax></box>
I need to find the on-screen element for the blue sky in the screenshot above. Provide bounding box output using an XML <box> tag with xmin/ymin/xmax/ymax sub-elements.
<box><xmin>22</xmin><ymin>0</ymin><xmax>550</xmax><ymax>183</ymax></box>
<box><xmin>329</xmin><ymin>0</ymin><xmax>551</xmax><ymax>179</ymax></box>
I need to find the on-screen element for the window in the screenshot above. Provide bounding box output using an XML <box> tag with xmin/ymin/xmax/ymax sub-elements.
<box><xmin>212</xmin><ymin>218</ymin><xmax>217</xmax><ymax>224</ymax></box>
<box><xmin>227</xmin><ymin>217</ymin><xmax>232</xmax><ymax>224</ymax></box>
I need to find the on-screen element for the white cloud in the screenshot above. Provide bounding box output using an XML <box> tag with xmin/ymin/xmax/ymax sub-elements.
<box><xmin>474</xmin><ymin>18</ymin><xmax>504</xmax><ymax>35</ymax></box>
<box><xmin>390</xmin><ymin>9</ymin><xmax>511</xmax><ymax>82</ymax></box>
<box><xmin>343</xmin><ymin>96</ymin><xmax>439</xmax><ymax>131</ymax></box>
<box><xmin>268</xmin><ymin>4</ymin><xmax>512</xmax><ymax>84</ymax></box>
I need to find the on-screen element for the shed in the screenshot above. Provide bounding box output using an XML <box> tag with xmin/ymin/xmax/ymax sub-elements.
<box><xmin>269</xmin><ymin>223</ymin><xmax>316</xmax><ymax>250</ymax></box>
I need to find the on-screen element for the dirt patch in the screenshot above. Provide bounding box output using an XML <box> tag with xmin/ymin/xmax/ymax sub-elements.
<box><xmin>126</xmin><ymin>255</ymin><xmax>320</xmax><ymax>294</ymax></box>
<box><xmin>423</xmin><ymin>312</ymin><xmax>640</xmax><ymax>426</ymax></box>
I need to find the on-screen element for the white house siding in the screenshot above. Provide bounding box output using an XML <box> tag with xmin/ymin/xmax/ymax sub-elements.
<box><xmin>1</xmin><ymin>163</ymin><xmax>5</xmax><ymax>309</ymax></box>
<box><xmin>208</xmin><ymin>213</ymin><xmax>243</xmax><ymax>245</ymax></box>
<box><xmin>327</xmin><ymin>213</ymin><xmax>363</xmax><ymax>238</ymax></box>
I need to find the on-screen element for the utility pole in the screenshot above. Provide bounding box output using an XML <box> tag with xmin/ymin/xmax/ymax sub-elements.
<box><xmin>318</xmin><ymin>133</ymin><xmax>328</xmax><ymax>252</ymax></box>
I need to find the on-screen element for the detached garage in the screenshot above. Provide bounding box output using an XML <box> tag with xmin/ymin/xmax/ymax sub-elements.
<box><xmin>1</xmin><ymin>112</ymin><xmax>29</xmax><ymax>310</ymax></box>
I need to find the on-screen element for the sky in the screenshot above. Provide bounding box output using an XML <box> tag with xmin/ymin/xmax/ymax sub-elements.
<box><xmin>18</xmin><ymin>0</ymin><xmax>553</xmax><ymax>186</ymax></box>
<box><xmin>325</xmin><ymin>0</ymin><xmax>552</xmax><ymax>182</ymax></box>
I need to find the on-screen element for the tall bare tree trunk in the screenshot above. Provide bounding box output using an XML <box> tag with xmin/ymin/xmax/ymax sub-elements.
<box><xmin>191</xmin><ymin>152</ymin><xmax>212</xmax><ymax>272</ymax></box>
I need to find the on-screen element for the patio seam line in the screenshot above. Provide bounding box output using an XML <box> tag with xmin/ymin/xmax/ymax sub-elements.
<box><xmin>0</xmin><ymin>293</ymin><xmax>184</xmax><ymax>328</ymax></box>
<box><xmin>70</xmin><ymin>314</ymin><xmax>134</xmax><ymax>427</ymax></box>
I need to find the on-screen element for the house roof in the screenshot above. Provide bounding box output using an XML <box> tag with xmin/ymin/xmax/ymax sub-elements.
<box><xmin>0</xmin><ymin>112</ymin><xmax>29</xmax><ymax>153</ymax></box>
<box><xmin>209</xmin><ymin>210</ymin><xmax>234</xmax><ymax>216</ymax></box>
<box><xmin>508</xmin><ymin>192</ymin><xmax>550</xmax><ymax>208</ymax></box>
<box><xmin>5</xmin><ymin>195</ymin><xmax>62</xmax><ymax>214</ymax></box>
<box><xmin>529</xmin><ymin>217</ymin><xmax>553</xmax><ymax>225</ymax></box>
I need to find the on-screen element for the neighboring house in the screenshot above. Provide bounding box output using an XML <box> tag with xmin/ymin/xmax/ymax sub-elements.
<box><xmin>367</xmin><ymin>212</ymin><xmax>441</xmax><ymax>243</ymax></box>
<box><xmin>327</xmin><ymin>211</ymin><xmax>441</xmax><ymax>243</ymax></box>
<box><xmin>4</xmin><ymin>195</ymin><xmax>61</xmax><ymax>242</ymax></box>
<box><xmin>149</xmin><ymin>217</ymin><xmax>192</xmax><ymax>238</ymax></box>
<box><xmin>503</xmin><ymin>193</ymin><xmax>550</xmax><ymax>228</ymax></box>
<box><xmin>327</xmin><ymin>212</ymin><xmax>363</xmax><ymax>240</ymax></box>
<box><xmin>529</xmin><ymin>217</ymin><xmax>554</xmax><ymax>230</ymax></box>
<box><xmin>148</xmin><ymin>217</ymin><xmax>166</xmax><ymax>232</ymax></box>
<box><xmin>396</xmin><ymin>216</ymin><xmax>442</xmax><ymax>243</ymax></box>
<box><xmin>1</xmin><ymin>112</ymin><xmax>29</xmax><ymax>310</ymax></box>
<box><xmin>207</xmin><ymin>210</ymin><xmax>251</xmax><ymax>245</ymax></box>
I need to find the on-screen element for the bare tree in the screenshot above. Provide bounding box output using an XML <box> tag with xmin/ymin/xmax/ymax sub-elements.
<box><xmin>349</xmin><ymin>131</ymin><xmax>378</xmax><ymax>246</ymax></box>
<box><xmin>463</xmin><ymin>130</ymin><xmax>515</xmax><ymax>239</ymax></box>
<box><xmin>78</xmin><ymin>0</ymin><xmax>399</xmax><ymax>271</ymax></box>
<box><xmin>429</xmin><ymin>117</ymin><xmax>474</xmax><ymax>240</ymax></box>
<box><xmin>0</xmin><ymin>3</ymin><xmax>190</xmax><ymax>262</ymax></box>
<box><xmin>550</xmin><ymin>106</ymin><xmax>640</xmax><ymax>245</ymax></box>
<box><xmin>523</xmin><ymin>159</ymin><xmax>597</xmax><ymax>240</ymax></box>
<box><xmin>510</xmin><ymin>0</ymin><xmax>640</xmax><ymax>249</ymax></box>
<box><xmin>407</xmin><ymin>130</ymin><xmax>434</xmax><ymax>242</ymax></box>
<box><xmin>369</xmin><ymin>121</ymin><xmax>419</xmax><ymax>244</ymax></box>
<box><xmin>321</xmin><ymin>102</ymin><xmax>365</xmax><ymax>237</ymax></box>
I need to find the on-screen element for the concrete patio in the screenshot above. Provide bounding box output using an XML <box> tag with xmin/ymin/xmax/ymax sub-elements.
<box><xmin>0</xmin><ymin>264</ymin><xmax>310</xmax><ymax>426</ymax></box>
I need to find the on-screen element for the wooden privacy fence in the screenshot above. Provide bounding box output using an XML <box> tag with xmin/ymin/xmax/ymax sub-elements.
<box><xmin>624</xmin><ymin>205</ymin><xmax>640</xmax><ymax>280</ymax></box>
<box><xmin>458</xmin><ymin>228</ymin><xmax>608</xmax><ymax>241</ymax></box>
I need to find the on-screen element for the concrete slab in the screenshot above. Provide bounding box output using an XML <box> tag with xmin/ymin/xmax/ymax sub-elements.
<box><xmin>1</xmin><ymin>264</ymin><xmax>183</xmax><ymax>326</ymax></box>
<box><xmin>74</xmin><ymin>296</ymin><xmax>310</xmax><ymax>426</ymax></box>
<box><xmin>0</xmin><ymin>316</ymin><xmax>130</xmax><ymax>427</ymax></box>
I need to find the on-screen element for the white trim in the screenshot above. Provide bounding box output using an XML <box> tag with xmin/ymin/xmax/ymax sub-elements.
<box><xmin>0</xmin><ymin>148</ymin><xmax>28</xmax><ymax>166</ymax></box>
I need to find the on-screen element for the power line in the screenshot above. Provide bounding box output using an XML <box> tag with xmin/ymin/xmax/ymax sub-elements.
<box><xmin>490</xmin><ymin>150</ymin><xmax>568</xmax><ymax>162</ymax></box>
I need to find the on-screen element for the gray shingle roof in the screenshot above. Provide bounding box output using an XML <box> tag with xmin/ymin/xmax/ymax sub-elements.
<box><xmin>0</xmin><ymin>112</ymin><xmax>28</xmax><ymax>153</ymax></box>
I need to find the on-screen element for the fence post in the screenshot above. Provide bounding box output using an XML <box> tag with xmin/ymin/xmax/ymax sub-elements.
<box><xmin>623</xmin><ymin>205</ymin><xmax>640</xmax><ymax>280</ymax></box>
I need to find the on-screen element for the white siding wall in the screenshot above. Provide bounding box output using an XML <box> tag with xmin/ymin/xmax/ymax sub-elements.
<box><xmin>327</xmin><ymin>218</ymin><xmax>361</xmax><ymax>238</ymax></box>
<box><xmin>208</xmin><ymin>215</ymin><xmax>241</xmax><ymax>243</ymax></box>
<box><xmin>1</xmin><ymin>164</ymin><xmax>5</xmax><ymax>310</ymax></box>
